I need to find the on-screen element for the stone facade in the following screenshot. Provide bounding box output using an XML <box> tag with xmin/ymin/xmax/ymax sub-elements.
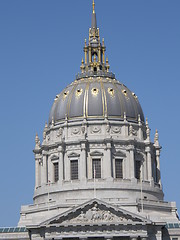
<box><xmin>0</xmin><ymin>1</ymin><xmax>180</xmax><ymax>240</ymax></box>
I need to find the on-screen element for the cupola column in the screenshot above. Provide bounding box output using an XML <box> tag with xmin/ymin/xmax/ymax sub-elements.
<box><xmin>84</xmin><ymin>39</ymin><xmax>88</xmax><ymax>64</ymax></box>
<box><xmin>98</xmin><ymin>46</ymin><xmax>101</xmax><ymax>63</ymax></box>
<box><xmin>89</xmin><ymin>46</ymin><xmax>92</xmax><ymax>63</ymax></box>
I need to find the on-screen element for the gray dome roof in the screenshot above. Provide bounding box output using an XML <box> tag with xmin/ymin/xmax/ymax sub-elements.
<box><xmin>49</xmin><ymin>77</ymin><xmax>144</xmax><ymax>124</ymax></box>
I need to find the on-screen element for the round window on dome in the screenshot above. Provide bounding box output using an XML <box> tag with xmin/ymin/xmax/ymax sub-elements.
<box><xmin>76</xmin><ymin>88</ymin><xmax>83</xmax><ymax>98</ymax></box>
<box><xmin>91</xmin><ymin>88</ymin><xmax>99</xmax><ymax>96</ymax></box>
<box><xmin>63</xmin><ymin>91</ymin><xmax>69</xmax><ymax>99</ymax></box>
<box><xmin>132</xmin><ymin>92</ymin><xmax>138</xmax><ymax>99</ymax></box>
<box><xmin>122</xmin><ymin>89</ymin><xmax>127</xmax><ymax>96</ymax></box>
<box><xmin>108</xmin><ymin>88</ymin><xmax>115</xmax><ymax>97</ymax></box>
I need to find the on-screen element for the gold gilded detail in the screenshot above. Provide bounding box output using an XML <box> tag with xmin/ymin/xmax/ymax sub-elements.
<box><xmin>91</xmin><ymin>88</ymin><xmax>99</xmax><ymax>96</ymax></box>
<box><xmin>93</xmin><ymin>0</ymin><xmax>95</xmax><ymax>13</ymax></box>
<box><xmin>108</xmin><ymin>88</ymin><xmax>115</xmax><ymax>97</ymax></box>
<box><xmin>76</xmin><ymin>88</ymin><xmax>83</xmax><ymax>98</ymax></box>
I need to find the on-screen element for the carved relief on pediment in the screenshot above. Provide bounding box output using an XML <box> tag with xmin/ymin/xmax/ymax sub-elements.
<box><xmin>62</xmin><ymin>204</ymin><xmax>130</xmax><ymax>224</ymax></box>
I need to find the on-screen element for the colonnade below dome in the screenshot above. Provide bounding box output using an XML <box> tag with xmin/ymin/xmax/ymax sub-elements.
<box><xmin>33</xmin><ymin>117</ymin><xmax>163</xmax><ymax>205</ymax></box>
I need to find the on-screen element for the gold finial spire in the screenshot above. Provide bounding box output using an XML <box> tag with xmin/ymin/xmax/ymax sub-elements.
<box><xmin>93</xmin><ymin>0</ymin><xmax>95</xmax><ymax>14</ymax></box>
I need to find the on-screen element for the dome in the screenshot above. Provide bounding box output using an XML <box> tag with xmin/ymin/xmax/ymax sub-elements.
<box><xmin>49</xmin><ymin>77</ymin><xmax>144</xmax><ymax>124</ymax></box>
<box><xmin>49</xmin><ymin>6</ymin><xmax>144</xmax><ymax>125</ymax></box>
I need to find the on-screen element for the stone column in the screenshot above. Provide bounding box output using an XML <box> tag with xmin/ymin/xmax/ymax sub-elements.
<box><xmin>58</xmin><ymin>145</ymin><xmax>64</xmax><ymax>184</ymax></box>
<box><xmin>104</xmin><ymin>140</ymin><xmax>112</xmax><ymax>179</ymax></box>
<box><xmin>41</xmin><ymin>152</ymin><xmax>47</xmax><ymax>186</ymax></box>
<box><xmin>64</xmin><ymin>152</ymin><xmax>70</xmax><ymax>181</ymax></box>
<box><xmin>146</xmin><ymin>146</ymin><xmax>152</xmax><ymax>182</ymax></box>
<box><xmin>80</xmin><ymin>141</ymin><xmax>87</xmax><ymax>181</ymax></box>
<box><xmin>155</xmin><ymin>228</ymin><xmax>162</xmax><ymax>240</ymax></box>
<box><xmin>156</xmin><ymin>148</ymin><xmax>161</xmax><ymax>186</ymax></box>
<box><xmin>143</xmin><ymin>154</ymin><xmax>148</xmax><ymax>181</ymax></box>
<box><xmin>35</xmin><ymin>157</ymin><xmax>39</xmax><ymax>189</ymax></box>
<box><xmin>48</xmin><ymin>156</ymin><xmax>54</xmax><ymax>183</ymax></box>
<box><xmin>129</xmin><ymin>146</ymin><xmax>135</xmax><ymax>179</ymax></box>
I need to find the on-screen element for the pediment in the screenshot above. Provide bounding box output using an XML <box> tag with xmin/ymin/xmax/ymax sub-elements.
<box><xmin>67</xmin><ymin>152</ymin><xmax>80</xmax><ymax>158</ymax></box>
<box><xmin>113</xmin><ymin>150</ymin><xmax>126</xmax><ymax>157</ymax></box>
<box><xmin>40</xmin><ymin>199</ymin><xmax>151</xmax><ymax>227</ymax></box>
<box><xmin>90</xmin><ymin>151</ymin><xmax>103</xmax><ymax>156</ymax></box>
<box><xmin>51</xmin><ymin>155</ymin><xmax>59</xmax><ymax>161</ymax></box>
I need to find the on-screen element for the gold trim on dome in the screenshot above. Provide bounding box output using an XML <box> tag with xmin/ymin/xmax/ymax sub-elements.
<box><xmin>67</xmin><ymin>85</ymin><xmax>76</xmax><ymax>118</ymax></box>
<box><xmin>76</xmin><ymin>88</ymin><xmax>83</xmax><ymax>98</ymax></box>
<box><xmin>108</xmin><ymin>87</ymin><xmax>115</xmax><ymax>97</ymax></box>
<box><xmin>91</xmin><ymin>87</ymin><xmax>99</xmax><ymax>96</ymax></box>
<box><xmin>100</xmin><ymin>81</ymin><xmax>106</xmax><ymax>117</ymax></box>
<box><xmin>111</xmin><ymin>82</ymin><xmax>124</xmax><ymax>119</ymax></box>
<box><xmin>85</xmin><ymin>82</ymin><xmax>90</xmax><ymax>117</ymax></box>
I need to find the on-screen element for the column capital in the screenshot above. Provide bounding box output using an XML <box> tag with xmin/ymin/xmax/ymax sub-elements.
<box><xmin>35</xmin><ymin>154</ymin><xmax>42</xmax><ymax>160</ymax></box>
<box><xmin>145</xmin><ymin>146</ymin><xmax>151</xmax><ymax>152</ymax></box>
<box><xmin>81</xmin><ymin>140</ymin><xmax>87</xmax><ymax>150</ymax></box>
<box><xmin>42</xmin><ymin>150</ymin><xmax>48</xmax><ymax>155</ymax></box>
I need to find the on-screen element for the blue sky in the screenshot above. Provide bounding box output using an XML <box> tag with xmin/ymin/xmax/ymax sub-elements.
<box><xmin>0</xmin><ymin>0</ymin><xmax>180</xmax><ymax>227</ymax></box>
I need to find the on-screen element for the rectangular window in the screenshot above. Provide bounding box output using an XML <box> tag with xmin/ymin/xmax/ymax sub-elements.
<box><xmin>92</xmin><ymin>159</ymin><xmax>101</xmax><ymax>179</ymax></box>
<box><xmin>135</xmin><ymin>160</ymin><xmax>141</xmax><ymax>180</ymax></box>
<box><xmin>115</xmin><ymin>159</ymin><xmax>123</xmax><ymax>178</ymax></box>
<box><xmin>54</xmin><ymin>162</ymin><xmax>59</xmax><ymax>182</ymax></box>
<box><xmin>71</xmin><ymin>160</ymin><xmax>78</xmax><ymax>180</ymax></box>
